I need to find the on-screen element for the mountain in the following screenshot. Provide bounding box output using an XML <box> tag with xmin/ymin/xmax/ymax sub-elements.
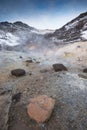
<box><xmin>45</xmin><ymin>12</ymin><xmax>87</xmax><ymax>44</ymax></box>
<box><xmin>0</xmin><ymin>21</ymin><xmax>54</xmax><ymax>51</ymax></box>
<box><xmin>0</xmin><ymin>21</ymin><xmax>40</xmax><ymax>50</ymax></box>
<box><xmin>0</xmin><ymin>12</ymin><xmax>87</xmax><ymax>51</ymax></box>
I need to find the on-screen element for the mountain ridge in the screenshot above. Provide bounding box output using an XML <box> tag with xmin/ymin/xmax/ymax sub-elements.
<box><xmin>45</xmin><ymin>11</ymin><xmax>87</xmax><ymax>44</ymax></box>
<box><xmin>0</xmin><ymin>12</ymin><xmax>87</xmax><ymax>51</ymax></box>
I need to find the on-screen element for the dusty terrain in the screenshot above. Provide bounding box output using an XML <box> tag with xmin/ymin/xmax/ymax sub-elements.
<box><xmin>0</xmin><ymin>41</ymin><xmax>87</xmax><ymax>130</ymax></box>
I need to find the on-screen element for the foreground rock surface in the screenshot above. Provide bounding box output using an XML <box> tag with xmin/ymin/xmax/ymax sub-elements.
<box><xmin>27</xmin><ymin>95</ymin><xmax>55</xmax><ymax>123</ymax></box>
<box><xmin>0</xmin><ymin>41</ymin><xmax>87</xmax><ymax>130</ymax></box>
<box><xmin>11</xmin><ymin>69</ymin><xmax>26</xmax><ymax>77</ymax></box>
<box><xmin>53</xmin><ymin>63</ymin><xmax>67</xmax><ymax>72</ymax></box>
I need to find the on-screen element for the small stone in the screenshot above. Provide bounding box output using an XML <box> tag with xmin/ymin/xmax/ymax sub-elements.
<box><xmin>11</xmin><ymin>69</ymin><xmax>26</xmax><ymax>77</ymax></box>
<box><xmin>77</xmin><ymin>45</ymin><xmax>81</xmax><ymax>48</ymax></box>
<box><xmin>12</xmin><ymin>93</ymin><xmax>21</xmax><ymax>103</ymax></box>
<box><xmin>25</xmin><ymin>60</ymin><xmax>33</xmax><ymax>63</ymax></box>
<box><xmin>36</xmin><ymin>61</ymin><xmax>40</xmax><ymax>64</ymax></box>
<box><xmin>53</xmin><ymin>63</ymin><xmax>67</xmax><ymax>72</ymax></box>
<box><xmin>78</xmin><ymin>74</ymin><xmax>87</xmax><ymax>79</ymax></box>
<box><xmin>29</xmin><ymin>72</ymin><xmax>32</xmax><ymax>76</ymax></box>
<box><xmin>25</xmin><ymin>60</ymin><xmax>33</xmax><ymax>66</ymax></box>
<box><xmin>40</xmin><ymin>69</ymin><xmax>48</xmax><ymax>73</ymax></box>
<box><xmin>19</xmin><ymin>56</ymin><xmax>23</xmax><ymax>58</ymax></box>
<box><xmin>27</xmin><ymin>95</ymin><xmax>55</xmax><ymax>123</ymax></box>
<box><xmin>83</xmin><ymin>68</ymin><xmax>87</xmax><ymax>73</ymax></box>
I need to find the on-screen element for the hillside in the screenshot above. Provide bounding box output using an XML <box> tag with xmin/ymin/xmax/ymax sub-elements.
<box><xmin>45</xmin><ymin>12</ymin><xmax>87</xmax><ymax>44</ymax></box>
<box><xmin>0</xmin><ymin>21</ymin><xmax>54</xmax><ymax>52</ymax></box>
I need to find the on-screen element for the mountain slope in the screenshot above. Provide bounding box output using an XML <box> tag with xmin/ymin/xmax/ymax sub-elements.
<box><xmin>45</xmin><ymin>12</ymin><xmax>87</xmax><ymax>44</ymax></box>
<box><xmin>0</xmin><ymin>21</ymin><xmax>55</xmax><ymax>52</ymax></box>
<box><xmin>0</xmin><ymin>21</ymin><xmax>40</xmax><ymax>49</ymax></box>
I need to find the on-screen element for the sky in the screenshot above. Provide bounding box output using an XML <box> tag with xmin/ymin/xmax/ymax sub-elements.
<box><xmin>0</xmin><ymin>0</ymin><xmax>87</xmax><ymax>29</ymax></box>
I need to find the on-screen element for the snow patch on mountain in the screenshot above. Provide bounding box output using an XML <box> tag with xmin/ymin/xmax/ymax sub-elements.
<box><xmin>81</xmin><ymin>30</ymin><xmax>87</xmax><ymax>39</ymax></box>
<box><xmin>65</xmin><ymin>20</ymin><xmax>78</xmax><ymax>30</ymax></box>
<box><xmin>0</xmin><ymin>32</ymin><xmax>20</xmax><ymax>46</ymax></box>
<box><xmin>52</xmin><ymin>37</ymin><xmax>64</xmax><ymax>43</ymax></box>
<box><xmin>46</xmin><ymin>12</ymin><xmax>87</xmax><ymax>44</ymax></box>
<box><xmin>80</xmin><ymin>15</ymin><xmax>87</xmax><ymax>21</ymax></box>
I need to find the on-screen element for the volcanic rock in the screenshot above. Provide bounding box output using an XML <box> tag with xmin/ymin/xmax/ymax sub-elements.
<box><xmin>25</xmin><ymin>60</ymin><xmax>33</xmax><ymax>63</ymax></box>
<box><xmin>53</xmin><ymin>63</ymin><xmax>67</xmax><ymax>72</ymax></box>
<box><xmin>83</xmin><ymin>68</ymin><xmax>87</xmax><ymax>73</ymax></box>
<box><xmin>11</xmin><ymin>69</ymin><xmax>26</xmax><ymax>77</ymax></box>
<box><xmin>12</xmin><ymin>93</ymin><xmax>21</xmax><ymax>103</ymax></box>
<box><xmin>25</xmin><ymin>60</ymin><xmax>33</xmax><ymax>66</ymax></box>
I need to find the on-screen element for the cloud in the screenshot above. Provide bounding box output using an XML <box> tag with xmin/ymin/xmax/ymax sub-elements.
<box><xmin>9</xmin><ymin>12</ymin><xmax>81</xmax><ymax>29</ymax></box>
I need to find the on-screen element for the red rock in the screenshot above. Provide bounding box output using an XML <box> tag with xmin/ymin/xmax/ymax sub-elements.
<box><xmin>27</xmin><ymin>95</ymin><xmax>55</xmax><ymax>123</ymax></box>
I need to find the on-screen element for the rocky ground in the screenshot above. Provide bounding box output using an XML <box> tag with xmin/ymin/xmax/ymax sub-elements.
<box><xmin>0</xmin><ymin>41</ymin><xmax>87</xmax><ymax>130</ymax></box>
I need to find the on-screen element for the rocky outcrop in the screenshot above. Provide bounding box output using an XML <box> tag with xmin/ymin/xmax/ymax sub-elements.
<box><xmin>45</xmin><ymin>12</ymin><xmax>87</xmax><ymax>44</ymax></box>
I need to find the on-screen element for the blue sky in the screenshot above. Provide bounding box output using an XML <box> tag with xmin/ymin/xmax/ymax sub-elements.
<box><xmin>0</xmin><ymin>0</ymin><xmax>87</xmax><ymax>29</ymax></box>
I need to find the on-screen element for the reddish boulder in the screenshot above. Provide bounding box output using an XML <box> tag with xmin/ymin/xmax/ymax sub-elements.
<box><xmin>27</xmin><ymin>95</ymin><xmax>55</xmax><ymax>123</ymax></box>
